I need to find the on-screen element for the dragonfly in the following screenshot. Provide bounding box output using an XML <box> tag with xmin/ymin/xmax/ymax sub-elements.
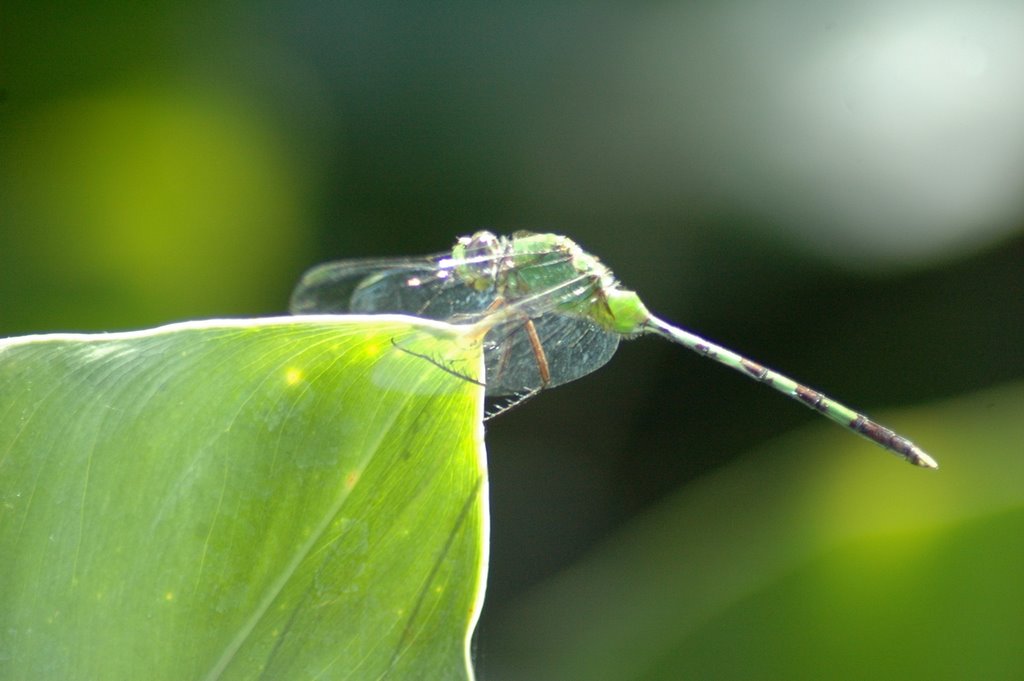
<box><xmin>290</xmin><ymin>231</ymin><xmax>937</xmax><ymax>469</ymax></box>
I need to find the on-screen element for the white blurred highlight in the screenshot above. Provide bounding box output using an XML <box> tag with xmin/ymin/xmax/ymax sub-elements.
<box><xmin>527</xmin><ymin>1</ymin><xmax>1024</xmax><ymax>267</ymax></box>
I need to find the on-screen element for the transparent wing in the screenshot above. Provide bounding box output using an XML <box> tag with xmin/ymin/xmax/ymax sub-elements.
<box><xmin>482</xmin><ymin>313</ymin><xmax>620</xmax><ymax>395</ymax></box>
<box><xmin>291</xmin><ymin>241</ymin><xmax>620</xmax><ymax>396</ymax></box>
<box><xmin>290</xmin><ymin>240</ymin><xmax>582</xmax><ymax>322</ymax></box>
<box><xmin>289</xmin><ymin>254</ymin><xmax>495</xmax><ymax>320</ymax></box>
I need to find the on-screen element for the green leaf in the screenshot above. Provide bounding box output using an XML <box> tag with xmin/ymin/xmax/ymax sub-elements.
<box><xmin>489</xmin><ymin>382</ymin><xmax>1024</xmax><ymax>681</ymax></box>
<box><xmin>0</xmin><ymin>315</ymin><xmax>488</xmax><ymax>680</ymax></box>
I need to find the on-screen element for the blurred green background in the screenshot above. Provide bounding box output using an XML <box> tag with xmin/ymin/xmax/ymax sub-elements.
<box><xmin>2</xmin><ymin>2</ymin><xmax>1023</xmax><ymax>679</ymax></box>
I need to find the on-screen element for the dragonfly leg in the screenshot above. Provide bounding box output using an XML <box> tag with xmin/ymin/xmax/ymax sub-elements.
<box><xmin>482</xmin><ymin>316</ymin><xmax>552</xmax><ymax>420</ymax></box>
<box><xmin>484</xmin><ymin>386</ymin><xmax>543</xmax><ymax>421</ymax></box>
<box><xmin>523</xmin><ymin>318</ymin><xmax>551</xmax><ymax>387</ymax></box>
<box><xmin>388</xmin><ymin>338</ymin><xmax>486</xmax><ymax>387</ymax></box>
<box><xmin>484</xmin><ymin>295</ymin><xmax>552</xmax><ymax>390</ymax></box>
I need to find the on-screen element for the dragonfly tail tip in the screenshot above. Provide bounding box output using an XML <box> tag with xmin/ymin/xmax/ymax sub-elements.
<box><xmin>910</xmin><ymin>447</ymin><xmax>939</xmax><ymax>470</ymax></box>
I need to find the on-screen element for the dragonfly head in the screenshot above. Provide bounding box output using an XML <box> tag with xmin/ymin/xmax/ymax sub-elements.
<box><xmin>452</xmin><ymin>231</ymin><xmax>503</xmax><ymax>292</ymax></box>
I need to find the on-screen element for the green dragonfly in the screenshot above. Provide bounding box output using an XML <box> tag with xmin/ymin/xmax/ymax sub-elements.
<box><xmin>290</xmin><ymin>231</ymin><xmax>937</xmax><ymax>469</ymax></box>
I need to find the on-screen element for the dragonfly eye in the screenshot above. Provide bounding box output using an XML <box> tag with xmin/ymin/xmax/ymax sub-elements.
<box><xmin>460</xmin><ymin>233</ymin><xmax>500</xmax><ymax>262</ymax></box>
<box><xmin>459</xmin><ymin>230</ymin><xmax>500</xmax><ymax>248</ymax></box>
<box><xmin>452</xmin><ymin>231</ymin><xmax>509</xmax><ymax>292</ymax></box>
